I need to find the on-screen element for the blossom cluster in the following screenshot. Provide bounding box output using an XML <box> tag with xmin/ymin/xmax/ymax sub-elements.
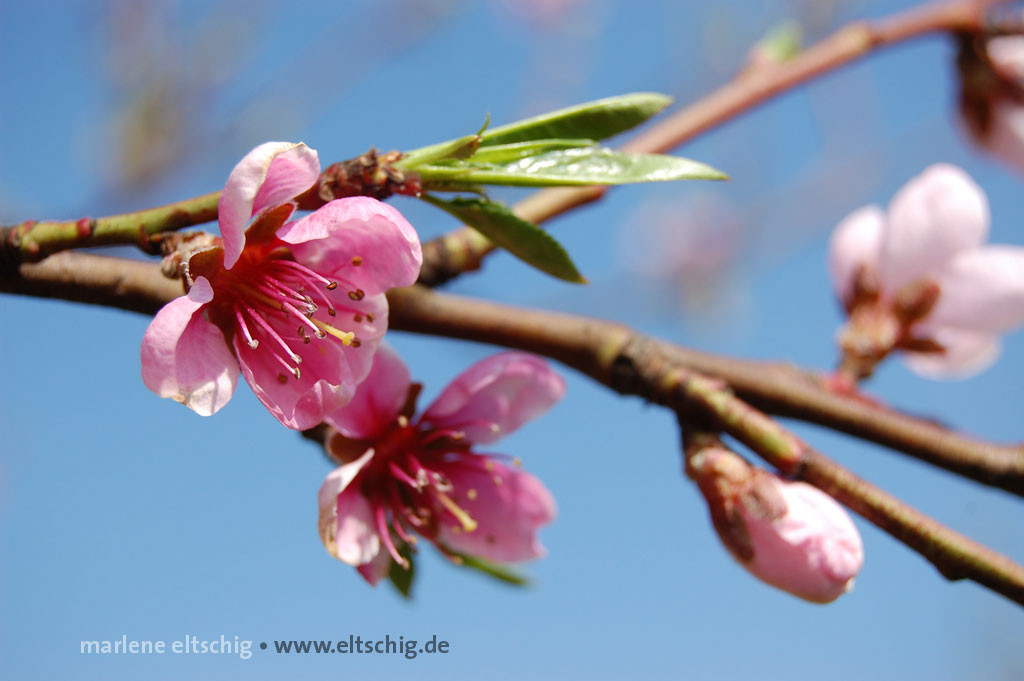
<box><xmin>141</xmin><ymin>142</ymin><xmax>560</xmax><ymax>584</ymax></box>
<box><xmin>139</xmin><ymin>142</ymin><xmax>1014</xmax><ymax>603</ymax></box>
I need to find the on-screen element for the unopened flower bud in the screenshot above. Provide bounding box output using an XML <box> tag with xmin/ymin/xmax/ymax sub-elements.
<box><xmin>688</xmin><ymin>446</ymin><xmax>864</xmax><ymax>603</ymax></box>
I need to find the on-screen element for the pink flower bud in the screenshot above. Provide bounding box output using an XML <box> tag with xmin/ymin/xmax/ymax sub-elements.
<box><xmin>688</xmin><ymin>447</ymin><xmax>864</xmax><ymax>603</ymax></box>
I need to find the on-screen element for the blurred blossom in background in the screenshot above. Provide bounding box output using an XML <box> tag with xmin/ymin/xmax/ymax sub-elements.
<box><xmin>618</xmin><ymin>190</ymin><xmax>750</xmax><ymax>327</ymax></box>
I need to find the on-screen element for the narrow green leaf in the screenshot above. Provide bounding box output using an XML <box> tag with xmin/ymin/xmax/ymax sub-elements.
<box><xmin>479</xmin><ymin>92</ymin><xmax>673</xmax><ymax>146</ymax></box>
<box><xmin>468</xmin><ymin>138</ymin><xmax>596</xmax><ymax>165</ymax></box>
<box><xmin>398</xmin><ymin>132</ymin><xmax>482</xmax><ymax>167</ymax></box>
<box><xmin>448</xmin><ymin>550</ymin><xmax>530</xmax><ymax>587</ymax></box>
<box><xmin>422</xmin><ymin>195</ymin><xmax>586</xmax><ymax>283</ymax></box>
<box><xmin>418</xmin><ymin>147</ymin><xmax>727</xmax><ymax>187</ymax></box>
<box><xmin>387</xmin><ymin>545</ymin><xmax>416</xmax><ymax>598</ymax></box>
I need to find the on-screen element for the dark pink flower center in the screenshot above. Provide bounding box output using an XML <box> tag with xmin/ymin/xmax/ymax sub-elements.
<box><xmin>356</xmin><ymin>419</ymin><xmax>482</xmax><ymax>567</ymax></box>
<box><xmin>211</xmin><ymin>250</ymin><xmax>359</xmax><ymax>382</ymax></box>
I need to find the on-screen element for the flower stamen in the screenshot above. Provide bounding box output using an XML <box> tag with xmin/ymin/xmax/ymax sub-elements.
<box><xmin>239</xmin><ymin>304</ymin><xmax>302</xmax><ymax>364</ymax></box>
<box><xmin>310</xmin><ymin>318</ymin><xmax>355</xmax><ymax>345</ymax></box>
<box><xmin>435</xmin><ymin>491</ymin><xmax>477</xmax><ymax>533</ymax></box>
<box><xmin>388</xmin><ymin>462</ymin><xmax>423</xmax><ymax>490</ymax></box>
<box><xmin>375</xmin><ymin>504</ymin><xmax>409</xmax><ymax>568</ymax></box>
<box><xmin>233</xmin><ymin>305</ymin><xmax>259</xmax><ymax>350</ymax></box>
<box><xmin>267</xmin><ymin>258</ymin><xmax>338</xmax><ymax>289</ymax></box>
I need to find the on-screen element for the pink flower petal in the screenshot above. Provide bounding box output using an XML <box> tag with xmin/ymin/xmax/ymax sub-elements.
<box><xmin>317</xmin><ymin>450</ymin><xmax>375</xmax><ymax>557</ymax></box>
<box><xmin>422</xmin><ymin>352</ymin><xmax>565</xmax><ymax>445</ymax></box>
<box><xmin>880</xmin><ymin>164</ymin><xmax>989</xmax><ymax>292</ymax></box>
<box><xmin>332</xmin><ymin>487</ymin><xmax>381</xmax><ymax>566</ymax></box>
<box><xmin>742</xmin><ymin>478</ymin><xmax>863</xmax><ymax>604</ymax></box>
<box><xmin>987</xmin><ymin>36</ymin><xmax>1024</xmax><ymax>81</ymax></box>
<box><xmin>827</xmin><ymin>205</ymin><xmax>884</xmax><ymax>305</ymax></box>
<box><xmin>979</xmin><ymin>101</ymin><xmax>1024</xmax><ymax>173</ymax></box>
<box><xmin>902</xmin><ymin>327</ymin><xmax>1002</xmax><ymax>379</ymax></box>
<box><xmin>325</xmin><ymin>344</ymin><xmax>411</xmax><ymax>440</ymax></box>
<box><xmin>320</xmin><ymin>449</ymin><xmax>376</xmax><ymax>502</ymax></box>
<box><xmin>435</xmin><ymin>456</ymin><xmax>556</xmax><ymax>562</ymax></box>
<box><xmin>140</xmin><ymin>277</ymin><xmax>239</xmax><ymax>416</ymax></box>
<box><xmin>218</xmin><ymin>142</ymin><xmax>320</xmax><ymax>270</ymax></box>
<box><xmin>357</xmin><ymin>549</ymin><xmax>394</xmax><ymax>586</ymax></box>
<box><xmin>318</xmin><ymin>450</ymin><xmax>379</xmax><ymax>566</ymax></box>
<box><xmin>926</xmin><ymin>246</ymin><xmax>1024</xmax><ymax>333</ymax></box>
<box><xmin>278</xmin><ymin>197</ymin><xmax>423</xmax><ymax>295</ymax></box>
<box><xmin>231</xmin><ymin>291</ymin><xmax>387</xmax><ymax>430</ymax></box>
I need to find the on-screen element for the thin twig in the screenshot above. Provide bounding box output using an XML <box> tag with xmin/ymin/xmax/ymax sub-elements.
<box><xmin>0</xmin><ymin>193</ymin><xmax>220</xmax><ymax>265</ymax></box>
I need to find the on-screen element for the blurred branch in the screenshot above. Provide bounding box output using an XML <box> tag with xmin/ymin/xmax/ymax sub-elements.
<box><xmin>101</xmin><ymin>0</ymin><xmax>461</xmax><ymax>193</ymax></box>
<box><xmin>416</xmin><ymin>0</ymin><xmax>1010</xmax><ymax>286</ymax></box>
<box><xmin>2</xmin><ymin>252</ymin><xmax>1023</xmax><ymax>605</ymax></box>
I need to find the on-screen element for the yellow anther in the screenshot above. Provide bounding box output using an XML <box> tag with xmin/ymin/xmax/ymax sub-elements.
<box><xmin>436</xmin><ymin>492</ymin><xmax>477</xmax><ymax>533</ymax></box>
<box><xmin>310</xmin><ymin>318</ymin><xmax>354</xmax><ymax>345</ymax></box>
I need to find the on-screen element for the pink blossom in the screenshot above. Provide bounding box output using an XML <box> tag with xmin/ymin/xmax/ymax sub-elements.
<box><xmin>828</xmin><ymin>164</ymin><xmax>1024</xmax><ymax>379</ymax></box>
<box><xmin>141</xmin><ymin>142</ymin><xmax>423</xmax><ymax>429</ymax></box>
<box><xmin>687</xmin><ymin>445</ymin><xmax>863</xmax><ymax>604</ymax></box>
<box><xmin>317</xmin><ymin>346</ymin><xmax>562</xmax><ymax>585</ymax></box>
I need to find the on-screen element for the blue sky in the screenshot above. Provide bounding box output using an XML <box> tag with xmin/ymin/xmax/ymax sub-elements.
<box><xmin>1</xmin><ymin>1</ymin><xmax>1022</xmax><ymax>679</ymax></box>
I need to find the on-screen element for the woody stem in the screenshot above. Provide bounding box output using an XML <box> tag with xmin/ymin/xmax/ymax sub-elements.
<box><xmin>3</xmin><ymin>253</ymin><xmax>1023</xmax><ymax>606</ymax></box>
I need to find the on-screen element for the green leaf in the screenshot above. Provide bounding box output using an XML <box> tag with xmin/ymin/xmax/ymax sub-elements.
<box><xmin>418</xmin><ymin>147</ymin><xmax>727</xmax><ymax>188</ymax></box>
<box><xmin>448</xmin><ymin>550</ymin><xmax>530</xmax><ymax>587</ymax></box>
<box><xmin>479</xmin><ymin>92</ymin><xmax>672</xmax><ymax>146</ymax></box>
<box><xmin>398</xmin><ymin>132</ymin><xmax>482</xmax><ymax>167</ymax></box>
<box><xmin>387</xmin><ymin>545</ymin><xmax>416</xmax><ymax>599</ymax></box>
<box><xmin>422</xmin><ymin>195</ymin><xmax>586</xmax><ymax>283</ymax></box>
<box><xmin>467</xmin><ymin>138</ymin><xmax>596</xmax><ymax>165</ymax></box>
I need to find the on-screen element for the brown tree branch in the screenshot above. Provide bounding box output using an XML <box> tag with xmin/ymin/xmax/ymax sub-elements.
<box><xmin>0</xmin><ymin>251</ymin><xmax>182</xmax><ymax>315</ymax></box>
<box><xmin>2</xmin><ymin>252</ymin><xmax>1022</xmax><ymax>605</ymax></box>
<box><xmin>4</xmin><ymin>253</ymin><xmax>1019</xmax><ymax>494</ymax></box>
<box><xmin>387</xmin><ymin>286</ymin><xmax>1024</xmax><ymax>496</ymax></box>
<box><xmin>657</xmin><ymin>347</ymin><xmax>1024</xmax><ymax>495</ymax></box>
<box><xmin>384</xmin><ymin>285</ymin><xmax>1024</xmax><ymax>605</ymax></box>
